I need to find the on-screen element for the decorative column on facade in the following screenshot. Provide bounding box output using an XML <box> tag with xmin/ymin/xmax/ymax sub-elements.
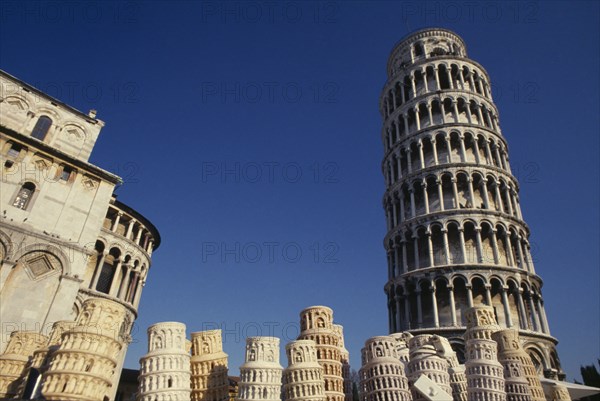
<box><xmin>492</xmin><ymin>329</ymin><xmax>545</xmax><ymax>401</ymax></box>
<box><xmin>190</xmin><ymin>329</ymin><xmax>229</xmax><ymax>401</ymax></box>
<box><xmin>236</xmin><ymin>336</ymin><xmax>283</xmax><ymax>401</ymax></box>
<box><xmin>407</xmin><ymin>335</ymin><xmax>452</xmax><ymax>401</ymax></box>
<box><xmin>283</xmin><ymin>339</ymin><xmax>326</xmax><ymax>401</ymax></box>
<box><xmin>333</xmin><ymin>324</ymin><xmax>353</xmax><ymax>401</ymax></box>
<box><xmin>298</xmin><ymin>306</ymin><xmax>344</xmax><ymax>401</ymax></box>
<box><xmin>431</xmin><ymin>335</ymin><xmax>468</xmax><ymax>401</ymax></box>
<box><xmin>0</xmin><ymin>331</ymin><xmax>48</xmax><ymax>398</ymax></box>
<box><xmin>138</xmin><ymin>321</ymin><xmax>192</xmax><ymax>401</ymax></box>
<box><xmin>40</xmin><ymin>298</ymin><xmax>128</xmax><ymax>401</ymax></box>
<box><xmin>16</xmin><ymin>320</ymin><xmax>77</xmax><ymax>399</ymax></box>
<box><xmin>381</xmin><ymin>28</ymin><xmax>562</xmax><ymax>378</ymax></box>
<box><xmin>463</xmin><ymin>307</ymin><xmax>506</xmax><ymax>401</ymax></box>
<box><xmin>359</xmin><ymin>336</ymin><xmax>412</xmax><ymax>401</ymax></box>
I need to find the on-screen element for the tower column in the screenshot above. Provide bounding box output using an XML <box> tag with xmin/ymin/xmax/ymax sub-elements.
<box><xmin>422</xmin><ymin>181</ymin><xmax>430</xmax><ymax>214</ymax></box>
<box><xmin>459</xmin><ymin>134</ymin><xmax>467</xmax><ymax>162</ymax></box>
<box><xmin>538</xmin><ymin>297</ymin><xmax>551</xmax><ymax>335</ymax></box>
<box><xmin>451</xmin><ymin>178</ymin><xmax>459</xmax><ymax>208</ymax></box>
<box><xmin>528</xmin><ymin>294</ymin><xmax>541</xmax><ymax>332</ymax></box>
<box><xmin>458</xmin><ymin>228</ymin><xmax>467</xmax><ymax>263</ymax></box>
<box><xmin>90</xmin><ymin>251</ymin><xmax>107</xmax><ymax>290</ymax></box>
<box><xmin>442</xmin><ymin>228</ymin><xmax>450</xmax><ymax>264</ymax></box>
<box><xmin>501</xmin><ymin>285</ymin><xmax>514</xmax><ymax>328</ymax></box>
<box><xmin>481</xmin><ymin>179</ymin><xmax>490</xmax><ymax>209</ymax></box>
<box><xmin>473</xmin><ymin>137</ymin><xmax>481</xmax><ymax>163</ymax></box>
<box><xmin>448</xmin><ymin>285</ymin><xmax>457</xmax><ymax>326</ymax></box>
<box><xmin>431</xmin><ymin>283</ymin><xmax>439</xmax><ymax>328</ymax></box>
<box><xmin>433</xmin><ymin>66</ymin><xmax>441</xmax><ymax>90</ymax></box>
<box><xmin>418</xmin><ymin>140</ymin><xmax>425</xmax><ymax>168</ymax></box>
<box><xmin>466</xmin><ymin>284</ymin><xmax>474</xmax><ymax>307</ymax></box>
<box><xmin>437</xmin><ymin>179</ymin><xmax>444</xmax><ymax>211</ymax></box>
<box><xmin>516</xmin><ymin>288</ymin><xmax>528</xmax><ymax>329</ymax></box>
<box><xmin>109</xmin><ymin>258</ymin><xmax>123</xmax><ymax>296</ymax></box>
<box><xmin>427</xmin><ymin>231</ymin><xmax>434</xmax><ymax>267</ymax></box>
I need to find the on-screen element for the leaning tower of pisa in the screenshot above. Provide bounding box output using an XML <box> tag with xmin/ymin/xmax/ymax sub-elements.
<box><xmin>190</xmin><ymin>329</ymin><xmax>229</xmax><ymax>401</ymax></box>
<box><xmin>282</xmin><ymin>340</ymin><xmax>326</xmax><ymax>401</ymax></box>
<box><xmin>359</xmin><ymin>336</ymin><xmax>412</xmax><ymax>401</ymax></box>
<box><xmin>40</xmin><ymin>298</ymin><xmax>128</xmax><ymax>401</ymax></box>
<box><xmin>380</xmin><ymin>27</ymin><xmax>562</xmax><ymax>378</ymax></box>
<box><xmin>138</xmin><ymin>321</ymin><xmax>192</xmax><ymax>401</ymax></box>
<box><xmin>236</xmin><ymin>337</ymin><xmax>283</xmax><ymax>401</ymax></box>
<box><xmin>298</xmin><ymin>306</ymin><xmax>345</xmax><ymax>401</ymax></box>
<box><xmin>0</xmin><ymin>331</ymin><xmax>48</xmax><ymax>398</ymax></box>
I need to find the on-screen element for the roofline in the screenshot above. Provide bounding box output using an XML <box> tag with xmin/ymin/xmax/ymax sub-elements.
<box><xmin>392</xmin><ymin>27</ymin><xmax>465</xmax><ymax>50</ymax></box>
<box><xmin>113</xmin><ymin>198</ymin><xmax>161</xmax><ymax>250</ymax></box>
<box><xmin>0</xmin><ymin>124</ymin><xmax>122</xmax><ymax>185</ymax></box>
<box><xmin>0</xmin><ymin>69</ymin><xmax>102</xmax><ymax>124</ymax></box>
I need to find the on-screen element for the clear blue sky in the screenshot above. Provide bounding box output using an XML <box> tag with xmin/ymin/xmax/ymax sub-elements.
<box><xmin>1</xmin><ymin>0</ymin><xmax>598</xmax><ymax>382</ymax></box>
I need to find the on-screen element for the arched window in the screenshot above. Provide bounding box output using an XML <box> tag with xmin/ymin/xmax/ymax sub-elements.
<box><xmin>13</xmin><ymin>182</ymin><xmax>36</xmax><ymax>210</ymax></box>
<box><xmin>31</xmin><ymin>116</ymin><xmax>52</xmax><ymax>140</ymax></box>
<box><xmin>414</xmin><ymin>43</ymin><xmax>424</xmax><ymax>57</ymax></box>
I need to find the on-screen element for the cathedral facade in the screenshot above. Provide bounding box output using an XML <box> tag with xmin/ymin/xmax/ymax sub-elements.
<box><xmin>0</xmin><ymin>70</ymin><xmax>160</xmax><ymax>400</ymax></box>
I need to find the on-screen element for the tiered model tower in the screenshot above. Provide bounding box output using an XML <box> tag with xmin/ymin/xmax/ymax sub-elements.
<box><xmin>358</xmin><ymin>336</ymin><xmax>412</xmax><ymax>401</ymax></box>
<box><xmin>389</xmin><ymin>332</ymin><xmax>411</xmax><ymax>366</ymax></box>
<box><xmin>138</xmin><ymin>322</ymin><xmax>191</xmax><ymax>401</ymax></box>
<box><xmin>190</xmin><ymin>329</ymin><xmax>229</xmax><ymax>401</ymax></box>
<box><xmin>380</xmin><ymin>28</ymin><xmax>562</xmax><ymax>377</ymax></box>
<box><xmin>0</xmin><ymin>331</ymin><xmax>48</xmax><ymax>398</ymax></box>
<box><xmin>282</xmin><ymin>340</ymin><xmax>326</xmax><ymax>401</ymax></box>
<box><xmin>298</xmin><ymin>306</ymin><xmax>345</xmax><ymax>401</ymax></box>
<box><xmin>333</xmin><ymin>324</ymin><xmax>353</xmax><ymax>401</ymax></box>
<box><xmin>17</xmin><ymin>320</ymin><xmax>77</xmax><ymax>399</ymax></box>
<box><xmin>463</xmin><ymin>307</ymin><xmax>506</xmax><ymax>401</ymax></box>
<box><xmin>40</xmin><ymin>298</ymin><xmax>128</xmax><ymax>401</ymax></box>
<box><xmin>236</xmin><ymin>337</ymin><xmax>283</xmax><ymax>401</ymax></box>
<box><xmin>407</xmin><ymin>335</ymin><xmax>452</xmax><ymax>401</ymax></box>
<box><xmin>431</xmin><ymin>335</ymin><xmax>468</xmax><ymax>401</ymax></box>
<box><xmin>492</xmin><ymin>329</ymin><xmax>545</xmax><ymax>401</ymax></box>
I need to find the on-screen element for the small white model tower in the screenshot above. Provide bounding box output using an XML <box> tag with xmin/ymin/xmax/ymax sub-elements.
<box><xmin>236</xmin><ymin>337</ymin><xmax>283</xmax><ymax>401</ymax></box>
<box><xmin>359</xmin><ymin>335</ymin><xmax>412</xmax><ymax>401</ymax></box>
<box><xmin>283</xmin><ymin>339</ymin><xmax>326</xmax><ymax>401</ymax></box>
<box><xmin>407</xmin><ymin>335</ymin><xmax>452</xmax><ymax>401</ymax></box>
<box><xmin>138</xmin><ymin>321</ymin><xmax>191</xmax><ymax>401</ymax></box>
